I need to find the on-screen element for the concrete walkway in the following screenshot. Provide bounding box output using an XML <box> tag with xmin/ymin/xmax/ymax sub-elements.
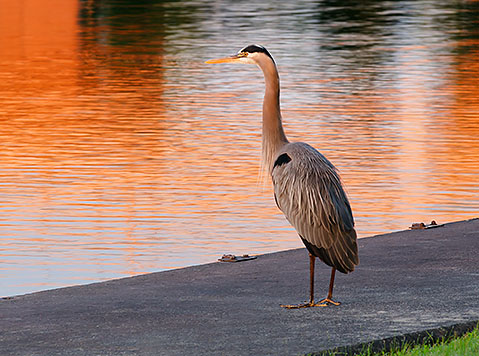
<box><xmin>1</xmin><ymin>218</ymin><xmax>478</xmax><ymax>356</ymax></box>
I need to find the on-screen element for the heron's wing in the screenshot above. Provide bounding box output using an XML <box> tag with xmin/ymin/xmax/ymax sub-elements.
<box><xmin>272</xmin><ymin>143</ymin><xmax>358</xmax><ymax>270</ymax></box>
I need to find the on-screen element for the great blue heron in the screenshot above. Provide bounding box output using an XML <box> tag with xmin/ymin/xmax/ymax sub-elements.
<box><xmin>206</xmin><ymin>45</ymin><xmax>359</xmax><ymax>308</ymax></box>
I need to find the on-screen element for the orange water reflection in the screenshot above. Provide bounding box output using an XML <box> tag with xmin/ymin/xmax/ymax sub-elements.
<box><xmin>0</xmin><ymin>0</ymin><xmax>478</xmax><ymax>296</ymax></box>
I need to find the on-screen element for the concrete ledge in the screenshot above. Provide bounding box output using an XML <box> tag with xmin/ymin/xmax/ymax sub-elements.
<box><xmin>1</xmin><ymin>218</ymin><xmax>478</xmax><ymax>356</ymax></box>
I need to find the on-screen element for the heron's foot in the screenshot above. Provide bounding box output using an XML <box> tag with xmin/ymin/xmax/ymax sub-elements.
<box><xmin>280</xmin><ymin>300</ymin><xmax>339</xmax><ymax>309</ymax></box>
<box><xmin>316</xmin><ymin>297</ymin><xmax>341</xmax><ymax>307</ymax></box>
<box><xmin>281</xmin><ymin>302</ymin><xmax>316</xmax><ymax>309</ymax></box>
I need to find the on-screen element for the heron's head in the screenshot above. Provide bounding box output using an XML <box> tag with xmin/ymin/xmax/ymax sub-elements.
<box><xmin>205</xmin><ymin>44</ymin><xmax>275</xmax><ymax>66</ymax></box>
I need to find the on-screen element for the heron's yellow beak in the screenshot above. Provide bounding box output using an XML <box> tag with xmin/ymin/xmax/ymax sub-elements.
<box><xmin>205</xmin><ymin>55</ymin><xmax>242</xmax><ymax>64</ymax></box>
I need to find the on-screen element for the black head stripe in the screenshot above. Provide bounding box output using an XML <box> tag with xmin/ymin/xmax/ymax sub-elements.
<box><xmin>239</xmin><ymin>44</ymin><xmax>274</xmax><ymax>61</ymax></box>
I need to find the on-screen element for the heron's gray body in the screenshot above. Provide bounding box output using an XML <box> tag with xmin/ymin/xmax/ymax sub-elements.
<box><xmin>271</xmin><ymin>142</ymin><xmax>358</xmax><ymax>273</ymax></box>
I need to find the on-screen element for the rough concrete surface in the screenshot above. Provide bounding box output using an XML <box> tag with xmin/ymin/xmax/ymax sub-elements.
<box><xmin>1</xmin><ymin>218</ymin><xmax>478</xmax><ymax>356</ymax></box>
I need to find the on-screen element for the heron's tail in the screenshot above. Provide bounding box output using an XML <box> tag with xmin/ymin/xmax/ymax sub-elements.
<box><xmin>301</xmin><ymin>229</ymin><xmax>359</xmax><ymax>274</ymax></box>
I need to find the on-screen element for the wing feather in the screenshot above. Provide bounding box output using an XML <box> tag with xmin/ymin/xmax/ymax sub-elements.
<box><xmin>272</xmin><ymin>142</ymin><xmax>358</xmax><ymax>272</ymax></box>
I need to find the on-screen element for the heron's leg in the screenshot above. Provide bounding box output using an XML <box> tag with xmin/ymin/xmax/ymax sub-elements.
<box><xmin>281</xmin><ymin>254</ymin><xmax>318</xmax><ymax>309</ymax></box>
<box><xmin>308</xmin><ymin>253</ymin><xmax>315</xmax><ymax>303</ymax></box>
<box><xmin>316</xmin><ymin>268</ymin><xmax>341</xmax><ymax>306</ymax></box>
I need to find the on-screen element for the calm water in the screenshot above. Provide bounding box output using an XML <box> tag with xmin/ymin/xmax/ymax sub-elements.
<box><xmin>1</xmin><ymin>0</ymin><xmax>478</xmax><ymax>297</ymax></box>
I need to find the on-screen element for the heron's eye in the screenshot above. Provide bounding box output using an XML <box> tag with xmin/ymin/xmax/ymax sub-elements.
<box><xmin>238</xmin><ymin>52</ymin><xmax>248</xmax><ymax>57</ymax></box>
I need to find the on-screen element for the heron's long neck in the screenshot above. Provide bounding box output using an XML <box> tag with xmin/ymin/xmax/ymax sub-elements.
<box><xmin>259</xmin><ymin>59</ymin><xmax>288</xmax><ymax>175</ymax></box>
